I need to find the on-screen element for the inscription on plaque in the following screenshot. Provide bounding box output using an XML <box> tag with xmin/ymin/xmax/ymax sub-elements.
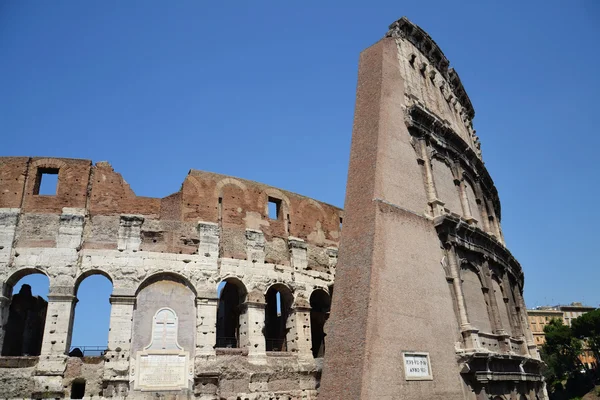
<box><xmin>134</xmin><ymin>308</ymin><xmax>190</xmax><ymax>391</ymax></box>
<box><xmin>138</xmin><ymin>354</ymin><xmax>187</xmax><ymax>388</ymax></box>
<box><xmin>402</xmin><ymin>352</ymin><xmax>432</xmax><ymax>380</ymax></box>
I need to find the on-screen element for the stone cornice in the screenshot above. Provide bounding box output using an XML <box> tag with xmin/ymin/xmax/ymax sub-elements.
<box><xmin>405</xmin><ymin>105</ymin><xmax>501</xmax><ymax>220</ymax></box>
<box><xmin>434</xmin><ymin>214</ymin><xmax>523</xmax><ymax>285</ymax></box>
<box><xmin>387</xmin><ymin>16</ymin><xmax>475</xmax><ymax>120</ymax></box>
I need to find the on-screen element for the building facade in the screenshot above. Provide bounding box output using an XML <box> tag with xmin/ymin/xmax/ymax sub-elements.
<box><xmin>527</xmin><ymin>303</ymin><xmax>597</xmax><ymax>368</ymax></box>
<box><xmin>0</xmin><ymin>159</ymin><xmax>341</xmax><ymax>399</ymax></box>
<box><xmin>319</xmin><ymin>17</ymin><xmax>545</xmax><ymax>400</ymax></box>
<box><xmin>0</xmin><ymin>16</ymin><xmax>546</xmax><ymax>400</ymax></box>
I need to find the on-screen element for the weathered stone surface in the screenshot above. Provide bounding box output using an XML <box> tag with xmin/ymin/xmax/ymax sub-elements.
<box><xmin>319</xmin><ymin>16</ymin><xmax>544</xmax><ymax>400</ymax></box>
<box><xmin>0</xmin><ymin>159</ymin><xmax>339</xmax><ymax>399</ymax></box>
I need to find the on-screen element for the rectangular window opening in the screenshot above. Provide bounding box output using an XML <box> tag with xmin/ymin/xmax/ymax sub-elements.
<box><xmin>268</xmin><ymin>197</ymin><xmax>281</xmax><ymax>220</ymax></box>
<box><xmin>34</xmin><ymin>168</ymin><xmax>59</xmax><ymax>196</ymax></box>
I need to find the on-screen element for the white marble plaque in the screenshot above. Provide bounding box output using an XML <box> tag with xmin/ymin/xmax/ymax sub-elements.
<box><xmin>133</xmin><ymin>308</ymin><xmax>191</xmax><ymax>391</ymax></box>
<box><xmin>402</xmin><ymin>352</ymin><xmax>432</xmax><ymax>380</ymax></box>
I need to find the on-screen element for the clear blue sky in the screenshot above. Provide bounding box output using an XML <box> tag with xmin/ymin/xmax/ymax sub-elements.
<box><xmin>2</xmin><ymin>1</ymin><xmax>599</xmax><ymax>347</ymax></box>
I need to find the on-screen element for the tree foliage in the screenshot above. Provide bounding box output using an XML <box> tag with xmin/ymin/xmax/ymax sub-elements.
<box><xmin>541</xmin><ymin>318</ymin><xmax>583</xmax><ymax>384</ymax></box>
<box><xmin>571</xmin><ymin>309</ymin><xmax>600</xmax><ymax>366</ymax></box>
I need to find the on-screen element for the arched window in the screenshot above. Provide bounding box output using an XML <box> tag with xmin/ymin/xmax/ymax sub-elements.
<box><xmin>70</xmin><ymin>273</ymin><xmax>112</xmax><ymax>356</ymax></box>
<box><xmin>264</xmin><ymin>284</ymin><xmax>293</xmax><ymax>352</ymax></box>
<box><xmin>1</xmin><ymin>271</ymin><xmax>49</xmax><ymax>356</ymax></box>
<box><xmin>310</xmin><ymin>289</ymin><xmax>331</xmax><ymax>358</ymax></box>
<box><xmin>216</xmin><ymin>279</ymin><xmax>246</xmax><ymax>348</ymax></box>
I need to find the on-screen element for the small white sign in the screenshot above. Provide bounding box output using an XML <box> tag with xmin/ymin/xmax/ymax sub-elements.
<box><xmin>402</xmin><ymin>352</ymin><xmax>432</xmax><ymax>380</ymax></box>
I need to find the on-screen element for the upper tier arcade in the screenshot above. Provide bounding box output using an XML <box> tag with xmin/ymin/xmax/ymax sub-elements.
<box><xmin>387</xmin><ymin>17</ymin><xmax>481</xmax><ymax>158</ymax></box>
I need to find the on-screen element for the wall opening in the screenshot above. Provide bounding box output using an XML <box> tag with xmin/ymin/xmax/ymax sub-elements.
<box><xmin>216</xmin><ymin>279</ymin><xmax>246</xmax><ymax>348</ymax></box>
<box><xmin>268</xmin><ymin>197</ymin><xmax>281</xmax><ymax>220</ymax></box>
<box><xmin>265</xmin><ymin>284</ymin><xmax>292</xmax><ymax>351</ymax></box>
<box><xmin>1</xmin><ymin>272</ymin><xmax>49</xmax><ymax>356</ymax></box>
<box><xmin>33</xmin><ymin>168</ymin><xmax>59</xmax><ymax>196</ymax></box>
<box><xmin>70</xmin><ymin>379</ymin><xmax>85</xmax><ymax>399</ymax></box>
<box><xmin>71</xmin><ymin>274</ymin><xmax>113</xmax><ymax>356</ymax></box>
<box><xmin>310</xmin><ymin>289</ymin><xmax>331</xmax><ymax>358</ymax></box>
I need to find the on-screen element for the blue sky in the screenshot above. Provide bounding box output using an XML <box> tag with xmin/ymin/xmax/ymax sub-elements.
<box><xmin>2</xmin><ymin>1</ymin><xmax>599</xmax><ymax>347</ymax></box>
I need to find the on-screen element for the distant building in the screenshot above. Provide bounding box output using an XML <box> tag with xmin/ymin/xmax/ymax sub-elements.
<box><xmin>527</xmin><ymin>303</ymin><xmax>597</xmax><ymax>368</ymax></box>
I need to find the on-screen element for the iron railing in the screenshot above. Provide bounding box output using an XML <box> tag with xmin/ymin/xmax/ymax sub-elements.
<box><xmin>215</xmin><ymin>337</ymin><xmax>238</xmax><ymax>348</ymax></box>
<box><xmin>69</xmin><ymin>346</ymin><xmax>107</xmax><ymax>357</ymax></box>
<box><xmin>265</xmin><ymin>338</ymin><xmax>286</xmax><ymax>352</ymax></box>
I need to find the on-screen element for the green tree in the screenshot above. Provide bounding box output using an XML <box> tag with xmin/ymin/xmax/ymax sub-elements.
<box><xmin>541</xmin><ymin>318</ymin><xmax>583</xmax><ymax>385</ymax></box>
<box><xmin>571</xmin><ymin>309</ymin><xmax>600</xmax><ymax>367</ymax></box>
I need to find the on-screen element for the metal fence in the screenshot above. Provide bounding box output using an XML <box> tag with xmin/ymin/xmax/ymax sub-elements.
<box><xmin>265</xmin><ymin>338</ymin><xmax>286</xmax><ymax>352</ymax></box>
<box><xmin>68</xmin><ymin>346</ymin><xmax>107</xmax><ymax>357</ymax></box>
<box><xmin>215</xmin><ymin>337</ymin><xmax>238</xmax><ymax>348</ymax></box>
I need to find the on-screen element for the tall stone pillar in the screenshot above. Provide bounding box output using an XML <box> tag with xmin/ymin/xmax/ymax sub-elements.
<box><xmin>40</xmin><ymin>291</ymin><xmax>76</xmax><ymax>356</ymax></box>
<box><xmin>446</xmin><ymin>245</ymin><xmax>482</xmax><ymax>351</ymax></box>
<box><xmin>103</xmin><ymin>294</ymin><xmax>135</xmax><ymax>396</ymax></box>
<box><xmin>196</xmin><ymin>297</ymin><xmax>217</xmax><ymax>358</ymax></box>
<box><xmin>35</xmin><ymin>288</ymin><xmax>77</xmax><ymax>396</ymax></box>
<box><xmin>417</xmin><ymin>138</ymin><xmax>444</xmax><ymax>217</ymax></box>
<box><xmin>287</xmin><ymin>305</ymin><xmax>313</xmax><ymax>361</ymax></box>
<box><xmin>319</xmin><ymin>37</ymin><xmax>466</xmax><ymax>399</ymax></box>
<box><xmin>239</xmin><ymin>301</ymin><xmax>266</xmax><ymax>364</ymax></box>
<box><xmin>0</xmin><ymin>295</ymin><xmax>11</xmax><ymax>352</ymax></box>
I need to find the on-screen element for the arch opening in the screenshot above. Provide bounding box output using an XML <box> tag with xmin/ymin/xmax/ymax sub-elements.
<box><xmin>264</xmin><ymin>284</ymin><xmax>293</xmax><ymax>352</ymax></box>
<box><xmin>216</xmin><ymin>279</ymin><xmax>247</xmax><ymax>348</ymax></box>
<box><xmin>70</xmin><ymin>273</ymin><xmax>113</xmax><ymax>356</ymax></box>
<box><xmin>310</xmin><ymin>289</ymin><xmax>331</xmax><ymax>358</ymax></box>
<box><xmin>70</xmin><ymin>379</ymin><xmax>85</xmax><ymax>399</ymax></box>
<box><xmin>1</xmin><ymin>271</ymin><xmax>49</xmax><ymax>356</ymax></box>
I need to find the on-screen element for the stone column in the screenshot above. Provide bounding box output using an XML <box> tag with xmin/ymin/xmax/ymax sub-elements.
<box><xmin>197</xmin><ymin>222</ymin><xmax>219</xmax><ymax>260</ymax></box>
<box><xmin>239</xmin><ymin>301</ymin><xmax>266</xmax><ymax>364</ymax></box>
<box><xmin>485</xmin><ymin>199</ymin><xmax>504</xmax><ymax>245</ymax></box>
<box><xmin>514</xmin><ymin>288</ymin><xmax>538</xmax><ymax>359</ymax></box>
<box><xmin>289</xmin><ymin>237</ymin><xmax>308</xmax><ymax>270</ymax></box>
<box><xmin>245</xmin><ymin>229</ymin><xmax>265</xmax><ymax>264</ymax></box>
<box><xmin>446</xmin><ymin>244</ymin><xmax>480</xmax><ymax>350</ymax></box>
<box><xmin>0</xmin><ymin>295</ymin><xmax>10</xmax><ymax>352</ymax></box>
<box><xmin>287</xmin><ymin>305</ymin><xmax>313</xmax><ymax>361</ymax></box>
<box><xmin>56</xmin><ymin>208</ymin><xmax>85</xmax><ymax>249</ymax></box>
<box><xmin>117</xmin><ymin>215</ymin><xmax>144</xmax><ymax>251</ymax></box>
<box><xmin>40</xmin><ymin>290</ymin><xmax>77</xmax><ymax>356</ymax></box>
<box><xmin>196</xmin><ymin>297</ymin><xmax>218</xmax><ymax>358</ymax></box>
<box><xmin>35</xmin><ymin>288</ymin><xmax>77</xmax><ymax>395</ymax></box>
<box><xmin>103</xmin><ymin>294</ymin><xmax>135</xmax><ymax>392</ymax></box>
<box><xmin>474</xmin><ymin>182</ymin><xmax>492</xmax><ymax>234</ymax></box>
<box><xmin>417</xmin><ymin>138</ymin><xmax>445</xmax><ymax>216</ymax></box>
<box><xmin>481</xmin><ymin>260</ymin><xmax>504</xmax><ymax>335</ymax></box>
<box><xmin>455</xmin><ymin>164</ymin><xmax>476</xmax><ymax>225</ymax></box>
<box><xmin>0</xmin><ymin>208</ymin><xmax>19</xmax><ymax>267</ymax></box>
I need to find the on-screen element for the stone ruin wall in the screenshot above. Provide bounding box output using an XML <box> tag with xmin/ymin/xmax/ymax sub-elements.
<box><xmin>319</xmin><ymin>17</ymin><xmax>545</xmax><ymax>400</ymax></box>
<box><xmin>0</xmin><ymin>17</ymin><xmax>545</xmax><ymax>400</ymax></box>
<box><xmin>0</xmin><ymin>156</ymin><xmax>342</xmax><ymax>399</ymax></box>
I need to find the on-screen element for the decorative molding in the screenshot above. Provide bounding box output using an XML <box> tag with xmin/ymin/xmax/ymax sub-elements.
<box><xmin>387</xmin><ymin>17</ymin><xmax>475</xmax><ymax>120</ymax></box>
<box><xmin>405</xmin><ymin>105</ymin><xmax>501</xmax><ymax>220</ymax></box>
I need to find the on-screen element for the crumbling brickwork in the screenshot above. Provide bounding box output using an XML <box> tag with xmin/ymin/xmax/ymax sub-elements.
<box><xmin>0</xmin><ymin>16</ymin><xmax>545</xmax><ymax>400</ymax></box>
<box><xmin>0</xmin><ymin>158</ymin><xmax>341</xmax><ymax>399</ymax></box>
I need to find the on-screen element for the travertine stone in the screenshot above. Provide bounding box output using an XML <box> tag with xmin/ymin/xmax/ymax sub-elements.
<box><xmin>40</xmin><ymin>292</ymin><xmax>76</xmax><ymax>357</ymax></box>
<box><xmin>0</xmin><ymin>16</ymin><xmax>543</xmax><ymax>400</ymax></box>
<box><xmin>320</xmin><ymin>16</ymin><xmax>545</xmax><ymax>400</ymax></box>
<box><xmin>57</xmin><ymin>208</ymin><xmax>85</xmax><ymax>249</ymax></box>
<box><xmin>195</xmin><ymin>297</ymin><xmax>217</xmax><ymax>357</ymax></box>
<box><xmin>0</xmin><ymin>208</ymin><xmax>19</xmax><ymax>266</ymax></box>
<box><xmin>117</xmin><ymin>215</ymin><xmax>144</xmax><ymax>251</ymax></box>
